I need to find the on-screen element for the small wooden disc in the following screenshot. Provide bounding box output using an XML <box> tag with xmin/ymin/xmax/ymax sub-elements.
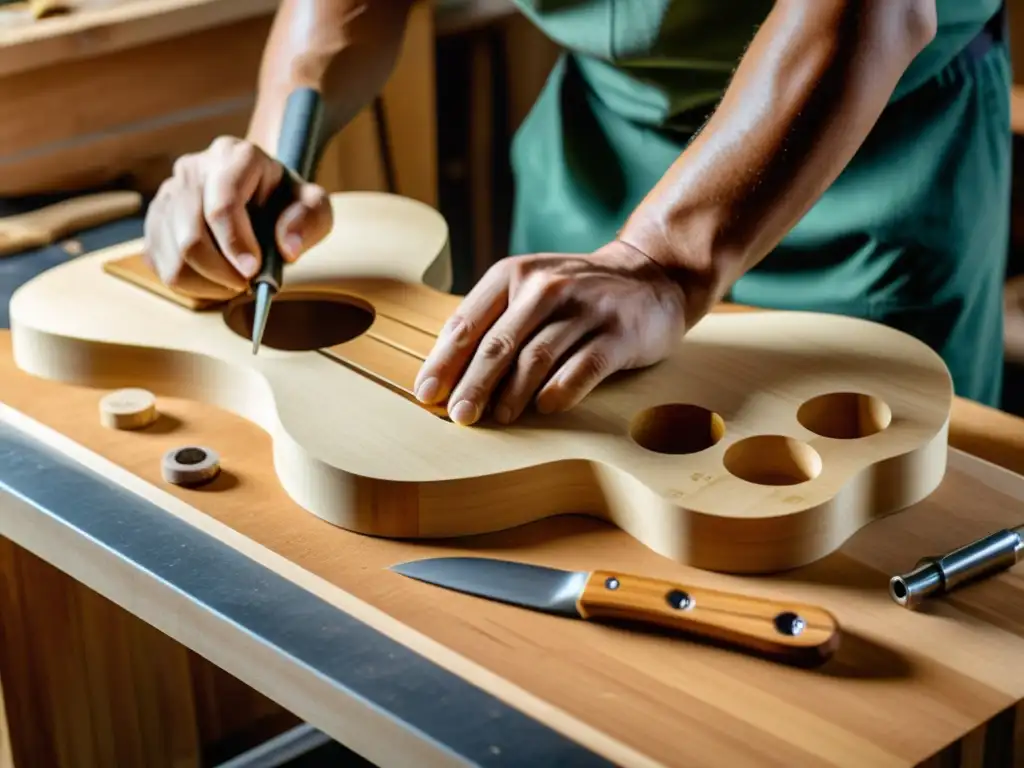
<box><xmin>161</xmin><ymin>446</ymin><xmax>221</xmax><ymax>487</ymax></box>
<box><xmin>99</xmin><ymin>388</ymin><xmax>158</xmax><ymax>430</ymax></box>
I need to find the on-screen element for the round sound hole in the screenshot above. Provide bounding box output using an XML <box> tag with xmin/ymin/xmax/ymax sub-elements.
<box><xmin>223</xmin><ymin>291</ymin><xmax>375</xmax><ymax>352</ymax></box>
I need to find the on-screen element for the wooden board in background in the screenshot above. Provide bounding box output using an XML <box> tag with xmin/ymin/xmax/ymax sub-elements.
<box><xmin>9</xmin><ymin>184</ymin><xmax>958</xmax><ymax>578</ymax></box>
<box><xmin>0</xmin><ymin>0</ymin><xmax>438</xmax><ymax>208</ymax></box>
<box><xmin>14</xmin><ymin>219</ymin><xmax>956</xmax><ymax>574</ymax></box>
<box><xmin>0</xmin><ymin>10</ymin><xmax>273</xmax><ymax>196</ymax></box>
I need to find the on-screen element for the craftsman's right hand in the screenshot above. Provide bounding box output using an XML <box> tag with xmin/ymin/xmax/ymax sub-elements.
<box><xmin>143</xmin><ymin>136</ymin><xmax>333</xmax><ymax>301</ymax></box>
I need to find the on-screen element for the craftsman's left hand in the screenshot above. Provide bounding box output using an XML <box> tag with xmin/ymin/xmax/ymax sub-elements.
<box><xmin>413</xmin><ymin>240</ymin><xmax>688</xmax><ymax>426</ymax></box>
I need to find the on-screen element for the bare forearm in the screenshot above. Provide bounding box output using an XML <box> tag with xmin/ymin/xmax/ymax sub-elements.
<box><xmin>619</xmin><ymin>0</ymin><xmax>937</xmax><ymax>324</ymax></box>
<box><xmin>246</xmin><ymin>0</ymin><xmax>413</xmax><ymax>164</ymax></box>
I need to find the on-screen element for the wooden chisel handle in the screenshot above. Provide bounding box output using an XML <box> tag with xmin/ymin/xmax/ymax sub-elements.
<box><xmin>577</xmin><ymin>570</ymin><xmax>841</xmax><ymax>666</ymax></box>
<box><xmin>0</xmin><ymin>190</ymin><xmax>142</xmax><ymax>257</ymax></box>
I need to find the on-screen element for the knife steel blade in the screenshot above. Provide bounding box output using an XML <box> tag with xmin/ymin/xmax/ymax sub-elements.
<box><xmin>390</xmin><ymin>556</ymin><xmax>841</xmax><ymax>666</ymax></box>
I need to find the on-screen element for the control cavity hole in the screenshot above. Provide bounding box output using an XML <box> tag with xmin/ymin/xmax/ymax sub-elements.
<box><xmin>797</xmin><ymin>392</ymin><xmax>891</xmax><ymax>439</ymax></box>
<box><xmin>629</xmin><ymin>403</ymin><xmax>725</xmax><ymax>455</ymax></box>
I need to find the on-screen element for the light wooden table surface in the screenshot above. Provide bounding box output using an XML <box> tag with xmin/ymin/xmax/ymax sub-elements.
<box><xmin>2</xmin><ymin>301</ymin><xmax>1024</xmax><ymax>767</ymax></box>
<box><xmin>0</xmin><ymin>4</ymin><xmax>1022</xmax><ymax>764</ymax></box>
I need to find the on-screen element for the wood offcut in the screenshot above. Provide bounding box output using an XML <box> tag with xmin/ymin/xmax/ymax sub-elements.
<box><xmin>98</xmin><ymin>387</ymin><xmax>158</xmax><ymax>430</ymax></box>
<box><xmin>0</xmin><ymin>191</ymin><xmax>142</xmax><ymax>257</ymax></box>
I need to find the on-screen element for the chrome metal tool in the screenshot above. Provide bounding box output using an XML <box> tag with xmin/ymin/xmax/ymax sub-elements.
<box><xmin>889</xmin><ymin>524</ymin><xmax>1024</xmax><ymax>609</ymax></box>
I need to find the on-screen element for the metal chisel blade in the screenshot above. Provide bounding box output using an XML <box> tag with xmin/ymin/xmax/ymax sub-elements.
<box><xmin>390</xmin><ymin>556</ymin><xmax>588</xmax><ymax>618</ymax></box>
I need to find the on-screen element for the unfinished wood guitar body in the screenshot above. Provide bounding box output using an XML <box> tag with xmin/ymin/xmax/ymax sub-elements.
<box><xmin>8</xmin><ymin>192</ymin><xmax>954</xmax><ymax>573</ymax></box>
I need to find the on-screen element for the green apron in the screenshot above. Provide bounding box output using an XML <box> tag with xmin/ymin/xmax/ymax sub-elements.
<box><xmin>506</xmin><ymin>0</ymin><xmax>1011</xmax><ymax>408</ymax></box>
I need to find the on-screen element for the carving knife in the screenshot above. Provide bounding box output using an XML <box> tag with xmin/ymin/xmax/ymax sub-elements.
<box><xmin>248</xmin><ymin>86</ymin><xmax>323</xmax><ymax>355</ymax></box>
<box><xmin>390</xmin><ymin>556</ymin><xmax>841</xmax><ymax>666</ymax></box>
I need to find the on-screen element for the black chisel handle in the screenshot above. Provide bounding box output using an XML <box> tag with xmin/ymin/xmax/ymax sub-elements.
<box><xmin>249</xmin><ymin>86</ymin><xmax>324</xmax><ymax>292</ymax></box>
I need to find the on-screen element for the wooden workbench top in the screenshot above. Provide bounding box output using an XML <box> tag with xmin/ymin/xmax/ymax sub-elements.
<box><xmin>3</xmin><ymin>323</ymin><xmax>1024</xmax><ymax>767</ymax></box>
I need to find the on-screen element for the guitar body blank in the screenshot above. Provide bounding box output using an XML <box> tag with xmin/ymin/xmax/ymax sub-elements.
<box><xmin>8</xmin><ymin>192</ymin><xmax>953</xmax><ymax>574</ymax></box>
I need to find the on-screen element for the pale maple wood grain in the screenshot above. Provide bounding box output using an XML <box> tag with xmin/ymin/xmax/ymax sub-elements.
<box><xmin>1</xmin><ymin>181</ymin><xmax>1022</xmax><ymax>765</ymax></box>
<box><xmin>8</xmin><ymin>191</ymin><xmax>955</xmax><ymax>574</ymax></box>
<box><xmin>719</xmin><ymin>301</ymin><xmax>1024</xmax><ymax>479</ymax></box>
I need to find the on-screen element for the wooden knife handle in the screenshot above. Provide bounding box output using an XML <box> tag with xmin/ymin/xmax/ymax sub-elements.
<box><xmin>576</xmin><ymin>570</ymin><xmax>840</xmax><ymax>665</ymax></box>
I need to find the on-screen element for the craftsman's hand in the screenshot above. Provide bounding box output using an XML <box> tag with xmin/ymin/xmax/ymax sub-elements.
<box><xmin>414</xmin><ymin>241</ymin><xmax>688</xmax><ymax>425</ymax></box>
<box><xmin>143</xmin><ymin>136</ymin><xmax>333</xmax><ymax>301</ymax></box>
